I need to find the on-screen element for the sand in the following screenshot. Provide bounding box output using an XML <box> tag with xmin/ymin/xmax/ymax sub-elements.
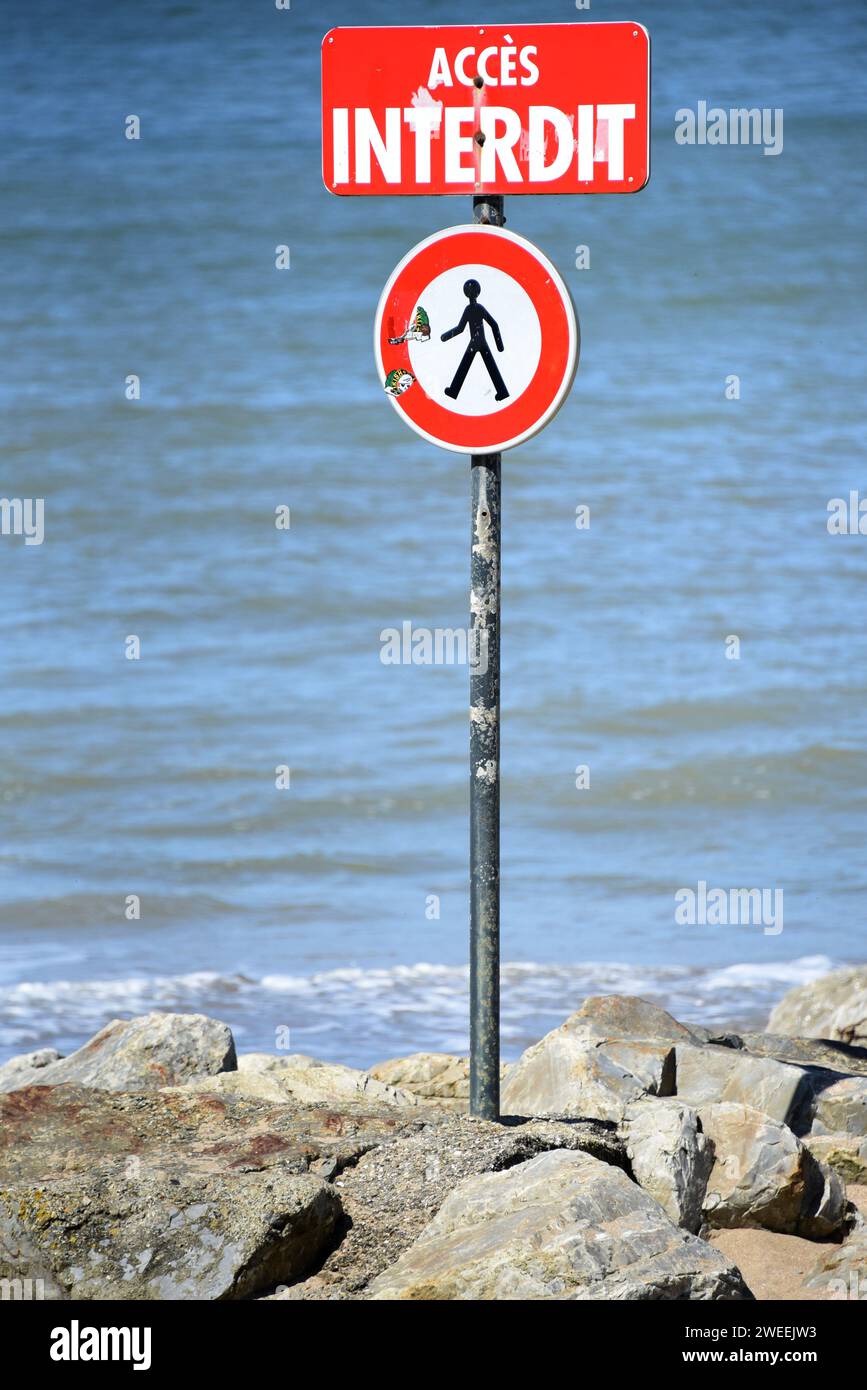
<box><xmin>708</xmin><ymin>1184</ymin><xmax>867</xmax><ymax>1301</ymax></box>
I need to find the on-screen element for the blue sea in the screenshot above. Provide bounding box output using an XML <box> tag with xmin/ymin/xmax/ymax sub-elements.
<box><xmin>1</xmin><ymin>0</ymin><xmax>865</xmax><ymax>1068</ymax></box>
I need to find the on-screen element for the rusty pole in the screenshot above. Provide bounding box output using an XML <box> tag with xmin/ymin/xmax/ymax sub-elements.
<box><xmin>469</xmin><ymin>193</ymin><xmax>504</xmax><ymax>1120</ymax></box>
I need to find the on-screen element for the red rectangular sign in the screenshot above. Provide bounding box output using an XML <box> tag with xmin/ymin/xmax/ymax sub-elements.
<box><xmin>322</xmin><ymin>22</ymin><xmax>650</xmax><ymax>197</ymax></box>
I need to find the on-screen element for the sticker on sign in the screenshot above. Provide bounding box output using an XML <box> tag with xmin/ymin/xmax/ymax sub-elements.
<box><xmin>375</xmin><ymin>225</ymin><xmax>578</xmax><ymax>454</ymax></box>
<box><xmin>322</xmin><ymin>22</ymin><xmax>650</xmax><ymax>196</ymax></box>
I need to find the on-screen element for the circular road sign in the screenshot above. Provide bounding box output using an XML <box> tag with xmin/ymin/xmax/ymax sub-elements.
<box><xmin>374</xmin><ymin>224</ymin><xmax>579</xmax><ymax>455</ymax></box>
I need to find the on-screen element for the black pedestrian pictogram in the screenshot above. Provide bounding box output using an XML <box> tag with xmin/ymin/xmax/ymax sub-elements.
<box><xmin>441</xmin><ymin>280</ymin><xmax>509</xmax><ymax>401</ymax></box>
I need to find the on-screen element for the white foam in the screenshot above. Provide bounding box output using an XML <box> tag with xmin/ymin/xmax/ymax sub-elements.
<box><xmin>701</xmin><ymin>955</ymin><xmax>836</xmax><ymax>992</ymax></box>
<box><xmin>0</xmin><ymin>955</ymin><xmax>853</xmax><ymax>1067</ymax></box>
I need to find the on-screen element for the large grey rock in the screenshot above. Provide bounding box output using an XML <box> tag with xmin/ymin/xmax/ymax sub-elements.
<box><xmin>768</xmin><ymin>968</ymin><xmax>867</xmax><ymax>1046</ymax></box>
<box><xmin>0</xmin><ymin>1048</ymin><xmax>63</xmax><ymax>1093</ymax></box>
<box><xmin>811</xmin><ymin>1075</ymin><xmax>867</xmax><ymax>1137</ymax></box>
<box><xmin>698</xmin><ymin>1102</ymin><xmax>846</xmax><ymax>1239</ymax></box>
<box><xmin>6</xmin><ymin>1014</ymin><xmax>237</xmax><ymax>1092</ymax></box>
<box><xmin>369</xmin><ymin>1149</ymin><xmax>752</xmax><ymax>1301</ymax></box>
<box><xmin>501</xmin><ymin>996</ymin><xmax>690</xmax><ymax>1121</ymax></box>
<box><xmin>0</xmin><ymin>1167</ymin><xmax>338</xmax><ymax>1301</ymax></box>
<box><xmin>502</xmin><ymin>1033</ymin><xmax>675</xmax><ymax>1122</ymax></box>
<box><xmin>0</xmin><ymin>1083</ymin><xmax>425</xmax><ymax>1299</ymax></box>
<box><xmin>620</xmin><ymin>1099</ymin><xmax>714</xmax><ymax>1233</ymax></box>
<box><xmin>176</xmin><ymin>1053</ymin><xmax>418</xmax><ymax>1108</ymax></box>
<box><xmin>675</xmin><ymin>1042</ymin><xmax>813</xmax><ymax>1127</ymax></box>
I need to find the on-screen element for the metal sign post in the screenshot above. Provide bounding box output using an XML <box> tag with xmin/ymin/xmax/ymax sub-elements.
<box><xmin>469</xmin><ymin>195</ymin><xmax>503</xmax><ymax>1120</ymax></box>
<box><xmin>469</xmin><ymin>447</ymin><xmax>501</xmax><ymax>1118</ymax></box>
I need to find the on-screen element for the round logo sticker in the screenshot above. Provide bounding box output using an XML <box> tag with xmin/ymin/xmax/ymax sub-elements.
<box><xmin>374</xmin><ymin>225</ymin><xmax>579</xmax><ymax>455</ymax></box>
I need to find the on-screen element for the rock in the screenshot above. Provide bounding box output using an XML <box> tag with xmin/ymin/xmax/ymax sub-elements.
<box><xmin>767</xmin><ymin>967</ymin><xmax>867</xmax><ymax>1046</ymax></box>
<box><xmin>698</xmin><ymin>1102</ymin><xmax>846</xmax><ymax>1239</ymax></box>
<box><xmin>805</xmin><ymin>1225</ymin><xmax>867</xmax><ymax>1299</ymax></box>
<box><xmin>176</xmin><ymin>1053</ymin><xmax>418</xmax><ymax>1108</ymax></box>
<box><xmin>675</xmin><ymin>1043</ymin><xmax>813</xmax><ymax>1128</ymax></box>
<box><xmin>705</xmin><ymin>1034</ymin><xmax>867</xmax><ymax>1137</ymax></box>
<box><xmin>0</xmin><ymin>1048</ymin><xmax>64</xmax><ymax>1093</ymax></box>
<box><xmin>368</xmin><ymin>1149</ymin><xmax>752</xmax><ymax>1300</ymax></box>
<box><xmin>370</xmin><ymin>1053</ymin><xmax>469</xmax><ymax>1103</ymax></box>
<box><xmin>280</xmin><ymin>1113</ymin><xmax>627</xmax><ymax>1298</ymax></box>
<box><xmin>369</xmin><ymin>1052</ymin><xmax>509</xmax><ymax>1107</ymax></box>
<box><xmin>739</xmin><ymin>1032</ymin><xmax>867</xmax><ymax>1078</ymax></box>
<box><xmin>811</xmin><ymin>1075</ymin><xmax>867</xmax><ymax>1137</ymax></box>
<box><xmin>502</xmin><ymin>1033</ymin><xmax>675</xmax><ymax>1122</ymax></box>
<box><xmin>500</xmin><ymin>995</ymin><xmax>690</xmax><ymax>1122</ymax></box>
<box><xmin>804</xmin><ymin>1133</ymin><xmax>867</xmax><ymax>1183</ymax></box>
<box><xmin>0</xmin><ymin>1083</ymin><xmax>427</xmax><ymax>1299</ymax></box>
<box><xmin>5</xmin><ymin>1014</ymin><xmax>237</xmax><ymax>1092</ymax></box>
<box><xmin>620</xmin><ymin>1099</ymin><xmax>714</xmax><ymax>1233</ymax></box>
<box><xmin>0</xmin><ymin>1167</ymin><xmax>337</xmax><ymax>1302</ymax></box>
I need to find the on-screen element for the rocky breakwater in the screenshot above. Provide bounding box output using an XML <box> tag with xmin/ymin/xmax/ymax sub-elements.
<box><xmin>1</xmin><ymin>966</ymin><xmax>866</xmax><ymax>1300</ymax></box>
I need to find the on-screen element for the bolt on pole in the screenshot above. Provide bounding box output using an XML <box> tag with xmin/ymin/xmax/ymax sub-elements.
<box><xmin>469</xmin><ymin>193</ymin><xmax>504</xmax><ymax>1121</ymax></box>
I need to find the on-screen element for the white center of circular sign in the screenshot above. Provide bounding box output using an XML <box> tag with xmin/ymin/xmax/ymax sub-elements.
<box><xmin>407</xmin><ymin>263</ymin><xmax>542</xmax><ymax>417</ymax></box>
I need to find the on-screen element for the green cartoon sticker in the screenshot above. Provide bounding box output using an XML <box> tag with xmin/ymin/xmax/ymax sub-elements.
<box><xmin>388</xmin><ymin>306</ymin><xmax>431</xmax><ymax>345</ymax></box>
<box><xmin>384</xmin><ymin>368</ymin><xmax>415</xmax><ymax>396</ymax></box>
